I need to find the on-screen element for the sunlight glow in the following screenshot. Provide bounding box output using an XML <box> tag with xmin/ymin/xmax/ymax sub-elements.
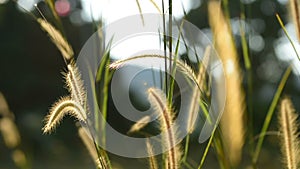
<box><xmin>110</xmin><ymin>35</ymin><xmax>163</xmax><ymax>60</ymax></box>
<box><xmin>249</xmin><ymin>35</ymin><xmax>265</xmax><ymax>52</ymax></box>
<box><xmin>17</xmin><ymin>0</ymin><xmax>39</xmax><ymax>11</ymax></box>
<box><xmin>225</xmin><ymin>60</ymin><xmax>235</xmax><ymax>75</ymax></box>
<box><xmin>0</xmin><ymin>0</ymin><xmax>8</xmax><ymax>4</ymax></box>
<box><xmin>80</xmin><ymin>0</ymin><xmax>201</xmax><ymax>24</ymax></box>
<box><xmin>87</xmin><ymin>0</ymin><xmax>202</xmax><ymax>60</ymax></box>
<box><xmin>274</xmin><ymin>22</ymin><xmax>300</xmax><ymax>75</ymax></box>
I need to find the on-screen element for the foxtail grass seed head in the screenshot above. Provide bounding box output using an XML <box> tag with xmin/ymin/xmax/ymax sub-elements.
<box><xmin>146</xmin><ymin>139</ymin><xmax>159</xmax><ymax>169</ymax></box>
<box><xmin>66</xmin><ymin>62</ymin><xmax>86</xmax><ymax>106</ymax></box>
<box><xmin>0</xmin><ymin>92</ymin><xmax>12</xmax><ymax>118</ymax></box>
<box><xmin>187</xmin><ymin>46</ymin><xmax>211</xmax><ymax>134</ymax></box>
<box><xmin>0</xmin><ymin>92</ymin><xmax>21</xmax><ymax>149</ymax></box>
<box><xmin>43</xmin><ymin>97</ymin><xmax>87</xmax><ymax>134</ymax></box>
<box><xmin>12</xmin><ymin>150</ymin><xmax>27</xmax><ymax>169</ymax></box>
<box><xmin>0</xmin><ymin>117</ymin><xmax>20</xmax><ymax>148</ymax></box>
<box><xmin>290</xmin><ymin>0</ymin><xmax>300</xmax><ymax>41</ymax></box>
<box><xmin>37</xmin><ymin>18</ymin><xmax>74</xmax><ymax>61</ymax></box>
<box><xmin>278</xmin><ymin>97</ymin><xmax>300</xmax><ymax>169</ymax></box>
<box><xmin>128</xmin><ymin>115</ymin><xmax>151</xmax><ymax>134</ymax></box>
<box><xmin>208</xmin><ymin>1</ymin><xmax>245</xmax><ymax>166</ymax></box>
<box><xmin>109</xmin><ymin>54</ymin><xmax>198</xmax><ymax>90</ymax></box>
<box><xmin>147</xmin><ymin>88</ymin><xmax>180</xmax><ymax>169</ymax></box>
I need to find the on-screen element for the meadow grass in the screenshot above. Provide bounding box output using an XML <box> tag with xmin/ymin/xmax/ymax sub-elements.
<box><xmin>4</xmin><ymin>0</ymin><xmax>300</xmax><ymax>169</ymax></box>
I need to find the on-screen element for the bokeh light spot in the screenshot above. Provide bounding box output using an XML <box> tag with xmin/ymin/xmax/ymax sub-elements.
<box><xmin>70</xmin><ymin>10</ymin><xmax>84</xmax><ymax>26</ymax></box>
<box><xmin>55</xmin><ymin>0</ymin><xmax>71</xmax><ymax>17</ymax></box>
<box><xmin>249</xmin><ymin>35</ymin><xmax>265</xmax><ymax>52</ymax></box>
<box><xmin>0</xmin><ymin>0</ymin><xmax>8</xmax><ymax>4</ymax></box>
<box><xmin>17</xmin><ymin>0</ymin><xmax>38</xmax><ymax>12</ymax></box>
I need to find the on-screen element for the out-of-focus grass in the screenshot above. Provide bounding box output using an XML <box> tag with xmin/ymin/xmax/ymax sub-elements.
<box><xmin>1</xmin><ymin>0</ymin><xmax>300</xmax><ymax>169</ymax></box>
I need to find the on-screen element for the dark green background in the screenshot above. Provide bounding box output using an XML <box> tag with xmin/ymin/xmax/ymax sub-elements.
<box><xmin>0</xmin><ymin>0</ymin><xmax>299</xmax><ymax>168</ymax></box>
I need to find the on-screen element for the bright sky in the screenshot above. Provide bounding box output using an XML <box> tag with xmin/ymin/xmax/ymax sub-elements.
<box><xmin>81</xmin><ymin>0</ymin><xmax>201</xmax><ymax>23</ymax></box>
<box><xmin>80</xmin><ymin>0</ymin><xmax>201</xmax><ymax>60</ymax></box>
<box><xmin>16</xmin><ymin>0</ymin><xmax>202</xmax><ymax>60</ymax></box>
<box><xmin>15</xmin><ymin>0</ymin><xmax>201</xmax><ymax>23</ymax></box>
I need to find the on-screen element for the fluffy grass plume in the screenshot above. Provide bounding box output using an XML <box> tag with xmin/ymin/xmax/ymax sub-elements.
<box><xmin>0</xmin><ymin>93</ymin><xmax>20</xmax><ymax>148</ymax></box>
<box><xmin>147</xmin><ymin>88</ymin><xmax>181</xmax><ymax>169</ymax></box>
<box><xmin>44</xmin><ymin>62</ymin><xmax>88</xmax><ymax>133</ymax></box>
<box><xmin>37</xmin><ymin>18</ymin><xmax>74</xmax><ymax>61</ymax></box>
<box><xmin>0</xmin><ymin>92</ymin><xmax>29</xmax><ymax>169</ymax></box>
<box><xmin>278</xmin><ymin>97</ymin><xmax>300</xmax><ymax>169</ymax></box>
<box><xmin>43</xmin><ymin>96</ymin><xmax>87</xmax><ymax>133</ymax></box>
<box><xmin>0</xmin><ymin>92</ymin><xmax>12</xmax><ymax>117</ymax></box>
<box><xmin>12</xmin><ymin>149</ymin><xmax>27</xmax><ymax>169</ymax></box>
<box><xmin>66</xmin><ymin>62</ymin><xmax>86</xmax><ymax>106</ymax></box>
<box><xmin>0</xmin><ymin>117</ymin><xmax>20</xmax><ymax>148</ymax></box>
<box><xmin>128</xmin><ymin>115</ymin><xmax>151</xmax><ymax>134</ymax></box>
<box><xmin>78</xmin><ymin>127</ymin><xmax>109</xmax><ymax>169</ymax></box>
<box><xmin>208</xmin><ymin>1</ymin><xmax>245</xmax><ymax>166</ymax></box>
<box><xmin>146</xmin><ymin>139</ymin><xmax>159</xmax><ymax>169</ymax></box>
<box><xmin>290</xmin><ymin>0</ymin><xmax>300</xmax><ymax>41</ymax></box>
<box><xmin>110</xmin><ymin>54</ymin><xmax>199</xmax><ymax>91</ymax></box>
<box><xmin>187</xmin><ymin>46</ymin><xmax>210</xmax><ymax>134</ymax></box>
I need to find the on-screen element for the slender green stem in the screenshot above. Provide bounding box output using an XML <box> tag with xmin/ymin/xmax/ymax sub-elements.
<box><xmin>240</xmin><ymin>13</ymin><xmax>251</xmax><ymax>70</ymax></box>
<box><xmin>82</xmin><ymin>68</ymin><xmax>112</xmax><ymax>169</ymax></box>
<box><xmin>253</xmin><ymin>13</ymin><xmax>299</xmax><ymax>164</ymax></box>
<box><xmin>213</xmin><ymin>131</ymin><xmax>229</xmax><ymax>169</ymax></box>
<box><xmin>252</xmin><ymin>66</ymin><xmax>292</xmax><ymax>164</ymax></box>
<box><xmin>168</xmin><ymin>0</ymin><xmax>173</xmax><ymax>78</ymax></box>
<box><xmin>44</xmin><ymin>0</ymin><xmax>65</xmax><ymax>36</ymax></box>
<box><xmin>240</xmin><ymin>2</ymin><xmax>255</xmax><ymax>159</ymax></box>
<box><xmin>168</xmin><ymin>21</ymin><xmax>182</xmax><ymax>104</ymax></box>
<box><xmin>222</xmin><ymin>0</ymin><xmax>232</xmax><ymax>32</ymax></box>
<box><xmin>162</xmin><ymin>0</ymin><xmax>168</xmax><ymax>96</ymax></box>
<box><xmin>96</xmin><ymin>39</ymin><xmax>113</xmax><ymax>82</ymax></box>
<box><xmin>200</xmin><ymin>100</ymin><xmax>212</xmax><ymax>124</ymax></box>
<box><xmin>198</xmin><ymin>125</ymin><xmax>217</xmax><ymax>169</ymax></box>
<box><xmin>182</xmin><ymin>161</ymin><xmax>194</xmax><ymax>169</ymax></box>
<box><xmin>276</xmin><ymin>14</ymin><xmax>300</xmax><ymax>61</ymax></box>
<box><xmin>101</xmin><ymin>58</ymin><xmax>111</xmax><ymax>147</ymax></box>
<box><xmin>95</xmin><ymin>40</ymin><xmax>112</xmax><ymax>149</ymax></box>
<box><xmin>135</xmin><ymin>0</ymin><xmax>145</xmax><ymax>25</ymax></box>
<box><xmin>182</xmin><ymin>134</ymin><xmax>190</xmax><ymax>162</ymax></box>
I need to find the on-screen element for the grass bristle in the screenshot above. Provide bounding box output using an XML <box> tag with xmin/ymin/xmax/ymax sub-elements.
<box><xmin>37</xmin><ymin>18</ymin><xmax>74</xmax><ymax>61</ymax></box>
<box><xmin>290</xmin><ymin>0</ymin><xmax>300</xmax><ymax>41</ymax></box>
<box><xmin>147</xmin><ymin>88</ymin><xmax>180</xmax><ymax>169</ymax></box>
<box><xmin>43</xmin><ymin>96</ymin><xmax>87</xmax><ymax>134</ymax></box>
<box><xmin>66</xmin><ymin>62</ymin><xmax>86</xmax><ymax>106</ymax></box>
<box><xmin>110</xmin><ymin>54</ymin><xmax>199</xmax><ymax>91</ymax></box>
<box><xmin>0</xmin><ymin>92</ymin><xmax>21</xmax><ymax>149</ymax></box>
<box><xmin>128</xmin><ymin>115</ymin><xmax>151</xmax><ymax>134</ymax></box>
<box><xmin>146</xmin><ymin>139</ymin><xmax>159</xmax><ymax>169</ymax></box>
<box><xmin>187</xmin><ymin>46</ymin><xmax>210</xmax><ymax>134</ymax></box>
<box><xmin>0</xmin><ymin>117</ymin><xmax>20</xmax><ymax>148</ymax></box>
<box><xmin>208</xmin><ymin>1</ymin><xmax>245</xmax><ymax>166</ymax></box>
<box><xmin>278</xmin><ymin>97</ymin><xmax>300</xmax><ymax>169</ymax></box>
<box><xmin>0</xmin><ymin>92</ymin><xmax>11</xmax><ymax>117</ymax></box>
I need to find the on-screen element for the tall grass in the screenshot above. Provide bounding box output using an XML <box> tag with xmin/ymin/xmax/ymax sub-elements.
<box><xmin>0</xmin><ymin>93</ymin><xmax>29</xmax><ymax>169</ymax></box>
<box><xmin>278</xmin><ymin>97</ymin><xmax>300</xmax><ymax>169</ymax></box>
<box><xmin>20</xmin><ymin>0</ymin><xmax>300</xmax><ymax>169</ymax></box>
<box><xmin>148</xmin><ymin>88</ymin><xmax>181</xmax><ymax>169</ymax></box>
<box><xmin>208</xmin><ymin>1</ymin><xmax>245</xmax><ymax>166</ymax></box>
